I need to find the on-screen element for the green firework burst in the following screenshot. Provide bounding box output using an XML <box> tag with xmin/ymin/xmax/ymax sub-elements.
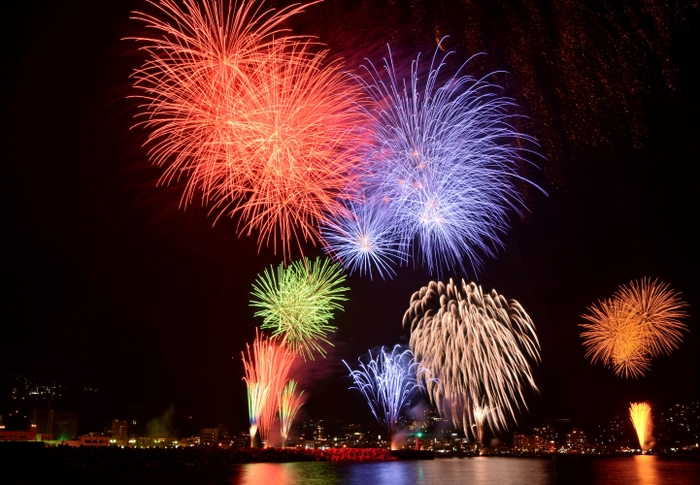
<box><xmin>250</xmin><ymin>257</ymin><xmax>348</xmax><ymax>359</ymax></box>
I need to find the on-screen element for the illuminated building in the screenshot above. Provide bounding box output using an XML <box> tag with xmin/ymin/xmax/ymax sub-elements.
<box><xmin>513</xmin><ymin>431</ymin><xmax>545</xmax><ymax>453</ymax></box>
<box><xmin>592</xmin><ymin>414</ymin><xmax>633</xmax><ymax>452</ymax></box>
<box><xmin>656</xmin><ymin>402</ymin><xmax>700</xmax><ymax>450</ymax></box>
<box><xmin>565</xmin><ymin>428</ymin><xmax>589</xmax><ymax>452</ymax></box>
<box><xmin>61</xmin><ymin>432</ymin><xmax>110</xmax><ymax>447</ymax></box>
<box><xmin>0</xmin><ymin>424</ymin><xmax>37</xmax><ymax>441</ymax></box>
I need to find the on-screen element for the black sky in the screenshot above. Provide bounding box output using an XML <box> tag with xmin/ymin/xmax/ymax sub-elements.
<box><xmin>1</xmin><ymin>0</ymin><xmax>697</xmax><ymax>437</ymax></box>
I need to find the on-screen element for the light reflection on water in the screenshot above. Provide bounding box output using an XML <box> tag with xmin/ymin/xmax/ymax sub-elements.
<box><xmin>231</xmin><ymin>456</ymin><xmax>700</xmax><ymax>485</ymax></box>
<box><xmin>9</xmin><ymin>455</ymin><xmax>700</xmax><ymax>485</ymax></box>
<box><xmin>635</xmin><ymin>455</ymin><xmax>661</xmax><ymax>485</ymax></box>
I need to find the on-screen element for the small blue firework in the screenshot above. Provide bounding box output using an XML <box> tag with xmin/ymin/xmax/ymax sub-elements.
<box><xmin>321</xmin><ymin>198</ymin><xmax>406</xmax><ymax>280</ymax></box>
<box><xmin>343</xmin><ymin>345</ymin><xmax>424</xmax><ymax>441</ymax></box>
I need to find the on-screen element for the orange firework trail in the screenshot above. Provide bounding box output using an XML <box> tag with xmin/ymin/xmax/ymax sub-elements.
<box><xmin>242</xmin><ymin>330</ymin><xmax>296</xmax><ymax>446</ymax></box>
<box><xmin>130</xmin><ymin>0</ymin><xmax>368</xmax><ymax>260</ymax></box>
<box><xmin>580</xmin><ymin>277</ymin><xmax>689</xmax><ymax>378</ymax></box>
<box><xmin>630</xmin><ymin>402</ymin><xmax>652</xmax><ymax>451</ymax></box>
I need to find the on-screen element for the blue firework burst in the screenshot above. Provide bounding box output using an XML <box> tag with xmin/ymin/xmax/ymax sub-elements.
<box><xmin>321</xmin><ymin>198</ymin><xmax>406</xmax><ymax>280</ymax></box>
<box><xmin>330</xmin><ymin>43</ymin><xmax>542</xmax><ymax>277</ymax></box>
<box><xmin>343</xmin><ymin>345</ymin><xmax>424</xmax><ymax>442</ymax></box>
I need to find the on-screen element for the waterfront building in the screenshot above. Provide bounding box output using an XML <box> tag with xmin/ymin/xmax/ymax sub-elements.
<box><xmin>513</xmin><ymin>431</ymin><xmax>545</xmax><ymax>452</ymax></box>
<box><xmin>565</xmin><ymin>428</ymin><xmax>589</xmax><ymax>452</ymax></box>
<box><xmin>61</xmin><ymin>432</ymin><xmax>111</xmax><ymax>447</ymax></box>
<box><xmin>0</xmin><ymin>424</ymin><xmax>37</xmax><ymax>441</ymax></box>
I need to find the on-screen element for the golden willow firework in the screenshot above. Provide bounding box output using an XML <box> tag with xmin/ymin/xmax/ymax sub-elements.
<box><xmin>630</xmin><ymin>402</ymin><xmax>653</xmax><ymax>451</ymax></box>
<box><xmin>242</xmin><ymin>331</ymin><xmax>296</xmax><ymax>447</ymax></box>
<box><xmin>403</xmin><ymin>279</ymin><xmax>540</xmax><ymax>442</ymax></box>
<box><xmin>580</xmin><ymin>277</ymin><xmax>689</xmax><ymax>378</ymax></box>
<box><xmin>129</xmin><ymin>0</ymin><xmax>368</xmax><ymax>261</ymax></box>
<box><xmin>250</xmin><ymin>257</ymin><xmax>348</xmax><ymax>360</ymax></box>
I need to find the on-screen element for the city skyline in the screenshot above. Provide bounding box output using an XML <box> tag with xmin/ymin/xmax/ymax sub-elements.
<box><xmin>1</xmin><ymin>0</ymin><xmax>697</xmax><ymax>440</ymax></box>
<box><xmin>2</xmin><ymin>373</ymin><xmax>697</xmax><ymax>455</ymax></box>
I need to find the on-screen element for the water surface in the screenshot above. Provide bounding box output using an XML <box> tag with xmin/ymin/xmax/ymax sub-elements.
<box><xmin>9</xmin><ymin>454</ymin><xmax>700</xmax><ymax>485</ymax></box>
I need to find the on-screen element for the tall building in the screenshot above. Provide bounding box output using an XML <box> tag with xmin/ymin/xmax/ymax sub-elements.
<box><xmin>111</xmin><ymin>419</ymin><xmax>129</xmax><ymax>445</ymax></box>
<box><xmin>31</xmin><ymin>409</ymin><xmax>78</xmax><ymax>441</ymax></box>
<box><xmin>565</xmin><ymin>428</ymin><xmax>589</xmax><ymax>452</ymax></box>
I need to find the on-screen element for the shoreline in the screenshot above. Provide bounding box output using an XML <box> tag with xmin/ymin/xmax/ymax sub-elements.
<box><xmin>1</xmin><ymin>443</ymin><xmax>697</xmax><ymax>470</ymax></box>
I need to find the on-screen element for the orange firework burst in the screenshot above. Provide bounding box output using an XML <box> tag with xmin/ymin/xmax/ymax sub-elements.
<box><xmin>130</xmin><ymin>0</ymin><xmax>367</xmax><ymax>260</ymax></box>
<box><xmin>580</xmin><ymin>278</ymin><xmax>689</xmax><ymax>378</ymax></box>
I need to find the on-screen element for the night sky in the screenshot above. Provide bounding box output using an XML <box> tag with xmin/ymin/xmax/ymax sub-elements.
<box><xmin>2</xmin><ymin>0</ymin><xmax>697</xmax><ymax>438</ymax></box>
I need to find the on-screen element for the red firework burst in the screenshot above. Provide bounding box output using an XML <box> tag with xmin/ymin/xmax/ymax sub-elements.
<box><xmin>130</xmin><ymin>0</ymin><xmax>367</xmax><ymax>260</ymax></box>
<box><xmin>205</xmin><ymin>43</ymin><xmax>368</xmax><ymax>258</ymax></box>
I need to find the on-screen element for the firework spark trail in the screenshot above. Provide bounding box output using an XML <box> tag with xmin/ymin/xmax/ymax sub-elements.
<box><xmin>322</xmin><ymin>44</ymin><xmax>542</xmax><ymax>277</ymax></box>
<box><xmin>130</xmin><ymin>0</ymin><xmax>368</xmax><ymax>261</ymax></box>
<box><xmin>344</xmin><ymin>345</ymin><xmax>423</xmax><ymax>447</ymax></box>
<box><xmin>242</xmin><ymin>331</ymin><xmax>296</xmax><ymax>446</ymax></box>
<box><xmin>472</xmin><ymin>399</ymin><xmax>495</xmax><ymax>445</ymax></box>
<box><xmin>403</xmin><ymin>279</ymin><xmax>540</xmax><ymax>441</ymax></box>
<box><xmin>250</xmin><ymin>257</ymin><xmax>348</xmax><ymax>360</ymax></box>
<box><xmin>630</xmin><ymin>402</ymin><xmax>652</xmax><ymax>451</ymax></box>
<box><xmin>279</xmin><ymin>379</ymin><xmax>304</xmax><ymax>448</ymax></box>
<box><xmin>580</xmin><ymin>277</ymin><xmax>689</xmax><ymax>378</ymax></box>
